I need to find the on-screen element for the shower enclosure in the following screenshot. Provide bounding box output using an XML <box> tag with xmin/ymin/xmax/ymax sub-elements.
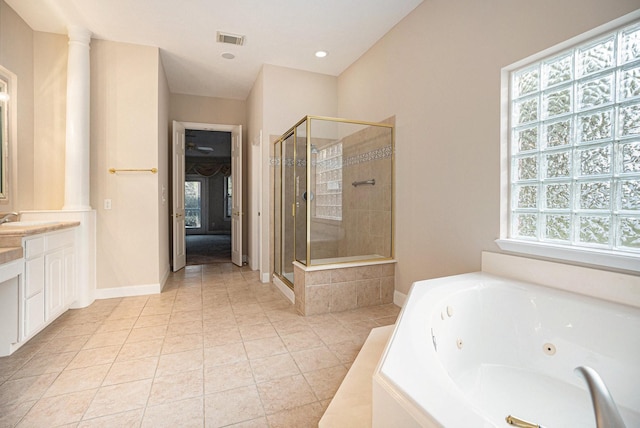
<box><xmin>273</xmin><ymin>116</ymin><xmax>395</xmax><ymax>293</ymax></box>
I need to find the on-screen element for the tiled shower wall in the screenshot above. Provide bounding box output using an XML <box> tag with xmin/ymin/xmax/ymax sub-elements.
<box><xmin>294</xmin><ymin>262</ymin><xmax>395</xmax><ymax>316</ymax></box>
<box><xmin>339</xmin><ymin>123</ymin><xmax>393</xmax><ymax>258</ymax></box>
<box><xmin>308</xmin><ymin>119</ymin><xmax>394</xmax><ymax>261</ymax></box>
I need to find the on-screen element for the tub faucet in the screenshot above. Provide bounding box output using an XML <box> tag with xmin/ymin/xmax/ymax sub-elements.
<box><xmin>0</xmin><ymin>212</ymin><xmax>18</xmax><ymax>224</ymax></box>
<box><xmin>574</xmin><ymin>366</ymin><xmax>626</xmax><ymax>428</ymax></box>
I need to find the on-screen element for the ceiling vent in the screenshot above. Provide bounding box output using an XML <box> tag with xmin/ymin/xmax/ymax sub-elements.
<box><xmin>217</xmin><ymin>31</ymin><xmax>245</xmax><ymax>46</ymax></box>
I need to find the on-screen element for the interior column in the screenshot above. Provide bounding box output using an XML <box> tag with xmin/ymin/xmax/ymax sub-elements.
<box><xmin>63</xmin><ymin>25</ymin><xmax>92</xmax><ymax>210</ymax></box>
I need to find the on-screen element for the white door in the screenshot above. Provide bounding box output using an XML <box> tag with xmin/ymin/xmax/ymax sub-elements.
<box><xmin>172</xmin><ymin>121</ymin><xmax>186</xmax><ymax>271</ymax></box>
<box><xmin>231</xmin><ymin>125</ymin><xmax>243</xmax><ymax>266</ymax></box>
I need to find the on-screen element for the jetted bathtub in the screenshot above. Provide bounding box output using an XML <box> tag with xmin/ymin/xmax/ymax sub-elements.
<box><xmin>373</xmin><ymin>272</ymin><xmax>640</xmax><ymax>427</ymax></box>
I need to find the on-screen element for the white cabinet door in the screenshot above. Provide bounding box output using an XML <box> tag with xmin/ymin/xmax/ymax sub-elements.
<box><xmin>24</xmin><ymin>292</ymin><xmax>44</xmax><ymax>339</ymax></box>
<box><xmin>231</xmin><ymin>125</ymin><xmax>243</xmax><ymax>266</ymax></box>
<box><xmin>19</xmin><ymin>228</ymin><xmax>77</xmax><ymax>345</ymax></box>
<box><xmin>64</xmin><ymin>247</ymin><xmax>76</xmax><ymax>306</ymax></box>
<box><xmin>172</xmin><ymin>121</ymin><xmax>186</xmax><ymax>272</ymax></box>
<box><xmin>23</xmin><ymin>256</ymin><xmax>45</xmax><ymax>339</ymax></box>
<box><xmin>25</xmin><ymin>256</ymin><xmax>44</xmax><ymax>298</ymax></box>
<box><xmin>45</xmin><ymin>250</ymin><xmax>65</xmax><ymax>321</ymax></box>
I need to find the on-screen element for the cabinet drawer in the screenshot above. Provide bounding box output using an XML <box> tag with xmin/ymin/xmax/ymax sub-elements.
<box><xmin>45</xmin><ymin>230</ymin><xmax>74</xmax><ymax>252</ymax></box>
<box><xmin>25</xmin><ymin>237</ymin><xmax>45</xmax><ymax>259</ymax></box>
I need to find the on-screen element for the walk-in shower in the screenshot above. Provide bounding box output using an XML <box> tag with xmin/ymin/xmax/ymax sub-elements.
<box><xmin>273</xmin><ymin>116</ymin><xmax>396</xmax><ymax>315</ymax></box>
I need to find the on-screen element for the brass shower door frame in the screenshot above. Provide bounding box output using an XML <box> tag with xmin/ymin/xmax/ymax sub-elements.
<box><xmin>273</xmin><ymin>115</ymin><xmax>395</xmax><ymax>288</ymax></box>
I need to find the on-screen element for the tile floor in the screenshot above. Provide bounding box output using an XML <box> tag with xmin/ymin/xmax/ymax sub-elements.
<box><xmin>0</xmin><ymin>263</ymin><xmax>400</xmax><ymax>427</ymax></box>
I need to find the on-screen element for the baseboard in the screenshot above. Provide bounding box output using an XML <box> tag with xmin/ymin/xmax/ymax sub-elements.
<box><xmin>393</xmin><ymin>290</ymin><xmax>407</xmax><ymax>307</ymax></box>
<box><xmin>159</xmin><ymin>266</ymin><xmax>170</xmax><ymax>292</ymax></box>
<box><xmin>94</xmin><ymin>283</ymin><xmax>162</xmax><ymax>300</ymax></box>
<box><xmin>261</xmin><ymin>272</ymin><xmax>271</xmax><ymax>283</ymax></box>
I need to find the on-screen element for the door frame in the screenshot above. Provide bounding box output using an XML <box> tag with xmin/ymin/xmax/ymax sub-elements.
<box><xmin>172</xmin><ymin>121</ymin><xmax>243</xmax><ymax>268</ymax></box>
<box><xmin>171</xmin><ymin>121</ymin><xmax>186</xmax><ymax>272</ymax></box>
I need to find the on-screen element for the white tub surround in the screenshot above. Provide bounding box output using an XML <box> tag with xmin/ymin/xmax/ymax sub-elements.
<box><xmin>63</xmin><ymin>25</ymin><xmax>91</xmax><ymax>211</ymax></box>
<box><xmin>320</xmin><ymin>325</ymin><xmax>393</xmax><ymax>427</ymax></box>
<box><xmin>373</xmin><ymin>267</ymin><xmax>640</xmax><ymax>427</ymax></box>
<box><xmin>482</xmin><ymin>251</ymin><xmax>640</xmax><ymax>308</ymax></box>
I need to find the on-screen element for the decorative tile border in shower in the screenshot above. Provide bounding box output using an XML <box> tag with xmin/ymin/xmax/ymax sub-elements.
<box><xmin>269</xmin><ymin>145</ymin><xmax>392</xmax><ymax>168</ymax></box>
<box><xmin>343</xmin><ymin>145</ymin><xmax>392</xmax><ymax>167</ymax></box>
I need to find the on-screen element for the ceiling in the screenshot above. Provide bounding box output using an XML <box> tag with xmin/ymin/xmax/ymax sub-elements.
<box><xmin>6</xmin><ymin>0</ymin><xmax>423</xmax><ymax>100</ymax></box>
<box><xmin>185</xmin><ymin>130</ymin><xmax>231</xmax><ymax>159</ymax></box>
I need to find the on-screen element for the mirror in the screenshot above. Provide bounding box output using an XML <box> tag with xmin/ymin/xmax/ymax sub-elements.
<box><xmin>0</xmin><ymin>66</ymin><xmax>14</xmax><ymax>201</ymax></box>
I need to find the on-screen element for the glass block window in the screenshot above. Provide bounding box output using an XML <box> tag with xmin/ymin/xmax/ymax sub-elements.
<box><xmin>315</xmin><ymin>143</ymin><xmax>343</xmax><ymax>220</ymax></box>
<box><xmin>509</xmin><ymin>20</ymin><xmax>640</xmax><ymax>253</ymax></box>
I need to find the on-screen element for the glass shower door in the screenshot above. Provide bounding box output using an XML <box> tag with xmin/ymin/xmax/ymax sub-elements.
<box><xmin>281</xmin><ymin>133</ymin><xmax>296</xmax><ymax>284</ymax></box>
<box><xmin>273</xmin><ymin>139</ymin><xmax>282</xmax><ymax>281</ymax></box>
<box><xmin>295</xmin><ymin>121</ymin><xmax>308</xmax><ymax>266</ymax></box>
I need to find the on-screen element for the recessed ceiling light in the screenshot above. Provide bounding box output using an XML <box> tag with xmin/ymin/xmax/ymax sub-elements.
<box><xmin>315</xmin><ymin>50</ymin><xmax>328</xmax><ymax>58</ymax></box>
<box><xmin>221</xmin><ymin>52</ymin><xmax>235</xmax><ymax>60</ymax></box>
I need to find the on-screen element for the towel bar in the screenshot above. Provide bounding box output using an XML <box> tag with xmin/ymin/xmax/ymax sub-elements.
<box><xmin>109</xmin><ymin>168</ymin><xmax>158</xmax><ymax>174</ymax></box>
<box><xmin>352</xmin><ymin>179</ymin><xmax>375</xmax><ymax>187</ymax></box>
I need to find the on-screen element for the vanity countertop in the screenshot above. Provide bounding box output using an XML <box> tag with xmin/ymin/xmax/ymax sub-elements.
<box><xmin>0</xmin><ymin>221</ymin><xmax>80</xmax><ymax>250</ymax></box>
<box><xmin>0</xmin><ymin>246</ymin><xmax>23</xmax><ymax>264</ymax></box>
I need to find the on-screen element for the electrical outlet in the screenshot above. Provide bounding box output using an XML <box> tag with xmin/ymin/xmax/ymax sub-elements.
<box><xmin>104</xmin><ymin>199</ymin><xmax>112</xmax><ymax>210</ymax></box>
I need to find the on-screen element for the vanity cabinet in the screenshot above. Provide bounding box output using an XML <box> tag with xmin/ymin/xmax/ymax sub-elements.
<box><xmin>22</xmin><ymin>228</ymin><xmax>76</xmax><ymax>340</ymax></box>
<box><xmin>0</xmin><ymin>221</ymin><xmax>79</xmax><ymax>356</ymax></box>
<box><xmin>0</xmin><ymin>258</ymin><xmax>23</xmax><ymax>357</ymax></box>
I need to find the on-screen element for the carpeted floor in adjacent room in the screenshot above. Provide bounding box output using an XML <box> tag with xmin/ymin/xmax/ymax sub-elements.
<box><xmin>186</xmin><ymin>235</ymin><xmax>231</xmax><ymax>265</ymax></box>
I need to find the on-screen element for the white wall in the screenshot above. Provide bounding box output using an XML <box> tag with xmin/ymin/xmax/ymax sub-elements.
<box><xmin>247</xmin><ymin>68</ymin><xmax>265</xmax><ymax>275</ymax></box>
<box><xmin>33</xmin><ymin>32</ymin><xmax>67</xmax><ymax>210</ymax></box>
<box><xmin>2</xmin><ymin>2</ymin><xmax>171</xmax><ymax>294</ymax></box>
<box><xmin>7</xmin><ymin>0</ymin><xmax>637</xmax><ymax>299</ymax></box>
<box><xmin>0</xmin><ymin>1</ymin><xmax>34</xmax><ymax>211</ymax></box>
<box><xmin>169</xmin><ymin>92</ymin><xmax>248</xmax><ymax>255</ymax></box>
<box><xmin>158</xmin><ymin>51</ymin><xmax>171</xmax><ymax>284</ymax></box>
<box><xmin>337</xmin><ymin>0</ymin><xmax>640</xmax><ymax>294</ymax></box>
<box><xmin>262</xmin><ymin>64</ymin><xmax>338</xmax><ymax>138</ymax></box>
<box><xmin>249</xmin><ymin>64</ymin><xmax>338</xmax><ymax>281</ymax></box>
<box><xmin>90</xmin><ymin>40</ymin><xmax>164</xmax><ymax>291</ymax></box>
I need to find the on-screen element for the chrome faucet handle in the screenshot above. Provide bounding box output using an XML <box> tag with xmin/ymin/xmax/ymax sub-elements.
<box><xmin>574</xmin><ymin>366</ymin><xmax>626</xmax><ymax>428</ymax></box>
<box><xmin>0</xmin><ymin>212</ymin><xmax>19</xmax><ymax>223</ymax></box>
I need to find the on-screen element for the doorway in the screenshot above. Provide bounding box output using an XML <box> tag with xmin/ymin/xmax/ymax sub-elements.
<box><xmin>185</xmin><ymin>130</ymin><xmax>232</xmax><ymax>265</ymax></box>
<box><xmin>172</xmin><ymin>121</ymin><xmax>243</xmax><ymax>271</ymax></box>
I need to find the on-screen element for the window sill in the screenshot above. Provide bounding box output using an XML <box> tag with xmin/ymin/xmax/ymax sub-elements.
<box><xmin>495</xmin><ymin>239</ymin><xmax>640</xmax><ymax>274</ymax></box>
